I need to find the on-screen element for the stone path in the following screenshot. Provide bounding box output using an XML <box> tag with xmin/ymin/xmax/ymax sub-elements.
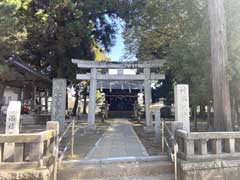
<box><xmin>85</xmin><ymin>119</ymin><xmax>148</xmax><ymax>159</ymax></box>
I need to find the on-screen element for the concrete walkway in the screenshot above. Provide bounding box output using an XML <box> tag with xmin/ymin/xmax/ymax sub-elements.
<box><xmin>85</xmin><ymin>119</ymin><xmax>148</xmax><ymax>159</ymax></box>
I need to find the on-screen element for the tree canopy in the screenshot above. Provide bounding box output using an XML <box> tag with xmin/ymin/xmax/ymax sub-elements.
<box><xmin>0</xmin><ymin>0</ymin><xmax>131</xmax><ymax>80</ymax></box>
<box><xmin>123</xmin><ymin>0</ymin><xmax>240</xmax><ymax>111</ymax></box>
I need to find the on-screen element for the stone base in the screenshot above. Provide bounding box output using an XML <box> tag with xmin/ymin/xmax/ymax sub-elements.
<box><xmin>85</xmin><ymin>124</ymin><xmax>96</xmax><ymax>132</ymax></box>
<box><xmin>179</xmin><ymin>159</ymin><xmax>240</xmax><ymax>180</ymax></box>
<box><xmin>144</xmin><ymin>126</ymin><xmax>155</xmax><ymax>133</ymax></box>
<box><xmin>58</xmin><ymin>156</ymin><xmax>173</xmax><ymax>180</ymax></box>
<box><xmin>0</xmin><ymin>168</ymin><xmax>50</xmax><ymax>180</ymax></box>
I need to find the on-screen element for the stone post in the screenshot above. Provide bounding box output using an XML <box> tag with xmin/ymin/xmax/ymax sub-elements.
<box><xmin>155</xmin><ymin>107</ymin><xmax>161</xmax><ymax>143</ymax></box>
<box><xmin>144</xmin><ymin>68</ymin><xmax>153</xmax><ymax>130</ymax></box>
<box><xmin>46</xmin><ymin>121</ymin><xmax>59</xmax><ymax>180</ymax></box>
<box><xmin>3</xmin><ymin>101</ymin><xmax>21</xmax><ymax>162</ymax></box>
<box><xmin>51</xmin><ymin>79</ymin><xmax>66</xmax><ymax>134</ymax></box>
<box><xmin>88</xmin><ymin>68</ymin><xmax>97</xmax><ymax>130</ymax></box>
<box><xmin>184</xmin><ymin>139</ymin><xmax>194</xmax><ymax>157</ymax></box>
<box><xmin>174</xmin><ymin>84</ymin><xmax>190</xmax><ymax>132</ymax></box>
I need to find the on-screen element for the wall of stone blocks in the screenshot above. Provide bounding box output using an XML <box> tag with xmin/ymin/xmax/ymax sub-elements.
<box><xmin>179</xmin><ymin>159</ymin><xmax>240</xmax><ymax>180</ymax></box>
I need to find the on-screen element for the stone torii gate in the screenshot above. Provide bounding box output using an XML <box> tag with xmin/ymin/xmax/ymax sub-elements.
<box><xmin>72</xmin><ymin>59</ymin><xmax>166</xmax><ymax>130</ymax></box>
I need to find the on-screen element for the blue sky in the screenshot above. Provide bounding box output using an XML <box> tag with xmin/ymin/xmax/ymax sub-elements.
<box><xmin>107</xmin><ymin>19</ymin><xmax>125</xmax><ymax>62</ymax></box>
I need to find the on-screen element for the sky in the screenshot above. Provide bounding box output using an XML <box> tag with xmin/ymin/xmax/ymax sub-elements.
<box><xmin>107</xmin><ymin>18</ymin><xmax>137</xmax><ymax>75</ymax></box>
<box><xmin>107</xmin><ymin>19</ymin><xmax>125</xmax><ymax>62</ymax></box>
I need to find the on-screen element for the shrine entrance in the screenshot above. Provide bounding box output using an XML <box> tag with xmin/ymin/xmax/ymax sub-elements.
<box><xmin>100</xmin><ymin>80</ymin><xmax>142</xmax><ymax>112</ymax></box>
<box><xmin>105</xmin><ymin>93</ymin><xmax>137</xmax><ymax>111</ymax></box>
<box><xmin>72</xmin><ymin>59</ymin><xmax>166</xmax><ymax>129</ymax></box>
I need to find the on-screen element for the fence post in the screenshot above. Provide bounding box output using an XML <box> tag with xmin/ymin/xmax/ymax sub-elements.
<box><xmin>184</xmin><ymin>139</ymin><xmax>194</xmax><ymax>157</ymax></box>
<box><xmin>47</xmin><ymin>121</ymin><xmax>59</xmax><ymax>180</ymax></box>
<box><xmin>71</xmin><ymin>119</ymin><xmax>75</xmax><ymax>157</ymax></box>
<box><xmin>212</xmin><ymin>139</ymin><xmax>222</xmax><ymax>154</ymax></box>
<box><xmin>161</xmin><ymin>121</ymin><xmax>165</xmax><ymax>152</ymax></box>
<box><xmin>174</xmin><ymin>144</ymin><xmax>178</xmax><ymax>180</ymax></box>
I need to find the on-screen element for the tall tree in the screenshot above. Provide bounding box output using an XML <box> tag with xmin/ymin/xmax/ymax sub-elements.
<box><xmin>0</xmin><ymin>0</ymin><xmax>26</xmax><ymax>107</ymax></box>
<box><xmin>225</xmin><ymin>0</ymin><xmax>240</xmax><ymax>128</ymax></box>
<box><xmin>208</xmin><ymin>0</ymin><xmax>232</xmax><ymax>131</ymax></box>
<box><xmin>123</xmin><ymin>0</ymin><xmax>213</xmax><ymax>108</ymax></box>
<box><xmin>16</xmin><ymin>0</ymin><xmax>131</xmax><ymax>79</ymax></box>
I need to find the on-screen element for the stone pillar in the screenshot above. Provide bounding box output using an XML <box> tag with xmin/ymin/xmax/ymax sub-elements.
<box><xmin>155</xmin><ymin>107</ymin><xmax>161</xmax><ymax>143</ymax></box>
<box><xmin>88</xmin><ymin>68</ymin><xmax>97</xmax><ymax>130</ymax></box>
<box><xmin>174</xmin><ymin>84</ymin><xmax>190</xmax><ymax>132</ymax></box>
<box><xmin>144</xmin><ymin>68</ymin><xmax>153</xmax><ymax>128</ymax></box>
<box><xmin>46</xmin><ymin>121</ymin><xmax>59</xmax><ymax>180</ymax></box>
<box><xmin>3</xmin><ymin>101</ymin><xmax>21</xmax><ymax>161</ymax></box>
<box><xmin>51</xmin><ymin>79</ymin><xmax>66</xmax><ymax>134</ymax></box>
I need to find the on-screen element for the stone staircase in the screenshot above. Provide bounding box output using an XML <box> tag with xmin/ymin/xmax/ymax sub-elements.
<box><xmin>58</xmin><ymin>155</ymin><xmax>174</xmax><ymax>180</ymax></box>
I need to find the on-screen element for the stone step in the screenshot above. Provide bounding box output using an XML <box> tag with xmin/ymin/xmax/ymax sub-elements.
<box><xmin>76</xmin><ymin>174</ymin><xmax>174</xmax><ymax>180</ymax></box>
<box><xmin>58</xmin><ymin>156</ymin><xmax>173</xmax><ymax>180</ymax></box>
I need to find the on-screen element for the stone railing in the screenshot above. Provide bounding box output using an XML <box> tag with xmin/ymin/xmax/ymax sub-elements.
<box><xmin>176</xmin><ymin>130</ymin><xmax>240</xmax><ymax>161</ymax></box>
<box><xmin>0</xmin><ymin>121</ymin><xmax>59</xmax><ymax>180</ymax></box>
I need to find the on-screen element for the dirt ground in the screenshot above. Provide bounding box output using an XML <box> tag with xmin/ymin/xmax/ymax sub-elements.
<box><xmin>62</xmin><ymin>117</ymin><xmax>164</xmax><ymax>160</ymax></box>
<box><xmin>62</xmin><ymin>116</ymin><xmax>111</xmax><ymax>160</ymax></box>
<box><xmin>131</xmin><ymin>120</ymin><xmax>163</xmax><ymax>156</ymax></box>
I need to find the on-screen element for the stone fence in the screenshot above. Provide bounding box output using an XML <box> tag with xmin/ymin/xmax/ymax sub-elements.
<box><xmin>0</xmin><ymin>121</ymin><xmax>59</xmax><ymax>180</ymax></box>
<box><xmin>176</xmin><ymin>130</ymin><xmax>240</xmax><ymax>161</ymax></box>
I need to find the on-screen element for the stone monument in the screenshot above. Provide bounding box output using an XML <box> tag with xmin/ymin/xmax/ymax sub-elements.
<box><xmin>154</xmin><ymin>107</ymin><xmax>161</xmax><ymax>143</ymax></box>
<box><xmin>3</xmin><ymin>101</ymin><xmax>21</xmax><ymax>161</ymax></box>
<box><xmin>174</xmin><ymin>84</ymin><xmax>190</xmax><ymax>132</ymax></box>
<box><xmin>51</xmin><ymin>79</ymin><xmax>66</xmax><ymax>133</ymax></box>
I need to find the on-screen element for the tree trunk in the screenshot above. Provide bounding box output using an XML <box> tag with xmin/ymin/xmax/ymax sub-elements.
<box><xmin>208</xmin><ymin>0</ymin><xmax>232</xmax><ymax>131</ymax></box>
<box><xmin>199</xmin><ymin>104</ymin><xmax>205</xmax><ymax>119</ymax></box>
<box><xmin>193</xmin><ymin>106</ymin><xmax>198</xmax><ymax>131</ymax></box>
<box><xmin>207</xmin><ymin>104</ymin><xmax>212</xmax><ymax>130</ymax></box>
<box><xmin>66</xmin><ymin>91</ymin><xmax>68</xmax><ymax>110</ymax></box>
<box><xmin>0</xmin><ymin>83</ymin><xmax>6</xmax><ymax>110</ymax></box>
<box><xmin>57</xmin><ymin>58</ymin><xmax>65</xmax><ymax>79</ymax></box>
<box><xmin>231</xmin><ymin>98</ymin><xmax>238</xmax><ymax>130</ymax></box>
<box><xmin>72</xmin><ymin>90</ymin><xmax>79</xmax><ymax>116</ymax></box>
<box><xmin>82</xmin><ymin>89</ymin><xmax>87</xmax><ymax>114</ymax></box>
<box><xmin>236</xmin><ymin>101</ymin><xmax>240</xmax><ymax>129</ymax></box>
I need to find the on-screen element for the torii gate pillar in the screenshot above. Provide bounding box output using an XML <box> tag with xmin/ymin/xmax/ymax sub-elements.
<box><xmin>88</xmin><ymin>68</ymin><xmax>97</xmax><ymax>130</ymax></box>
<box><xmin>144</xmin><ymin>68</ymin><xmax>153</xmax><ymax>131</ymax></box>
